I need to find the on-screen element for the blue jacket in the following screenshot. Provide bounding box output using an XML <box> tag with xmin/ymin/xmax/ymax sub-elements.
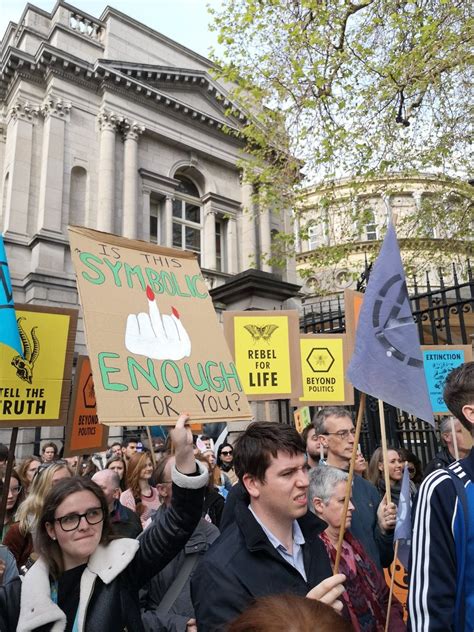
<box><xmin>409</xmin><ymin>449</ymin><xmax>474</xmax><ymax>631</ymax></box>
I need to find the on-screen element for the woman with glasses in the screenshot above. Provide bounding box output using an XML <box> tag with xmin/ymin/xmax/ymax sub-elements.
<box><xmin>0</xmin><ymin>470</ymin><xmax>24</xmax><ymax>542</ymax></box>
<box><xmin>16</xmin><ymin>457</ymin><xmax>42</xmax><ymax>495</ymax></box>
<box><xmin>3</xmin><ymin>461</ymin><xmax>72</xmax><ymax>569</ymax></box>
<box><xmin>0</xmin><ymin>413</ymin><xmax>208</xmax><ymax>632</ymax></box>
<box><xmin>217</xmin><ymin>443</ymin><xmax>238</xmax><ymax>486</ymax></box>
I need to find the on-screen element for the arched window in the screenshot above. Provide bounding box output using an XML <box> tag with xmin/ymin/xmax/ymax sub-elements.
<box><xmin>69</xmin><ymin>166</ymin><xmax>87</xmax><ymax>226</ymax></box>
<box><xmin>172</xmin><ymin>175</ymin><xmax>202</xmax><ymax>260</ymax></box>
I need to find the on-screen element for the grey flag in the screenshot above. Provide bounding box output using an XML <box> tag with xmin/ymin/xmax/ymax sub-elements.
<box><xmin>394</xmin><ymin>464</ymin><xmax>412</xmax><ymax>568</ymax></box>
<box><xmin>346</xmin><ymin>223</ymin><xmax>434</xmax><ymax>424</ymax></box>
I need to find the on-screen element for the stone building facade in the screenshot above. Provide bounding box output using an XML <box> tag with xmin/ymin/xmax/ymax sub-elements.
<box><xmin>0</xmin><ymin>2</ymin><xmax>298</xmax><ymax>451</ymax></box>
<box><xmin>296</xmin><ymin>173</ymin><xmax>473</xmax><ymax>299</ymax></box>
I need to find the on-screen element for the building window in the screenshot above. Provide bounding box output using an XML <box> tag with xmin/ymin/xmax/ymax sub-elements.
<box><xmin>149</xmin><ymin>198</ymin><xmax>160</xmax><ymax>244</ymax></box>
<box><xmin>216</xmin><ymin>219</ymin><xmax>225</xmax><ymax>272</ymax></box>
<box><xmin>172</xmin><ymin>176</ymin><xmax>202</xmax><ymax>260</ymax></box>
<box><xmin>365</xmin><ymin>210</ymin><xmax>377</xmax><ymax>241</ymax></box>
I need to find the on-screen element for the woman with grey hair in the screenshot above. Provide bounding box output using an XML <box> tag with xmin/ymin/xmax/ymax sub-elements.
<box><xmin>309</xmin><ymin>466</ymin><xmax>406</xmax><ymax>632</ymax></box>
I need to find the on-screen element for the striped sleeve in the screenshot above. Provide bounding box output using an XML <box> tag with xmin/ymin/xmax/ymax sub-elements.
<box><xmin>408</xmin><ymin>469</ymin><xmax>458</xmax><ymax>632</ymax></box>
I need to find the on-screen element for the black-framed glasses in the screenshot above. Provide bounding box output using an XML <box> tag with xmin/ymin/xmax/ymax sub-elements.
<box><xmin>220</xmin><ymin>450</ymin><xmax>233</xmax><ymax>456</ymax></box>
<box><xmin>323</xmin><ymin>428</ymin><xmax>356</xmax><ymax>440</ymax></box>
<box><xmin>54</xmin><ymin>507</ymin><xmax>104</xmax><ymax>532</ymax></box>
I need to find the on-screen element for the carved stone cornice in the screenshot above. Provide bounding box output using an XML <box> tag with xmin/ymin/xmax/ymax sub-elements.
<box><xmin>40</xmin><ymin>96</ymin><xmax>72</xmax><ymax>121</ymax></box>
<box><xmin>8</xmin><ymin>100</ymin><xmax>40</xmax><ymax>123</ymax></box>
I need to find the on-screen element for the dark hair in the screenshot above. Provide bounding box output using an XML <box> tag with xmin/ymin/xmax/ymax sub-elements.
<box><xmin>301</xmin><ymin>424</ymin><xmax>316</xmax><ymax>444</ymax></box>
<box><xmin>226</xmin><ymin>593</ymin><xmax>353</xmax><ymax>632</ymax></box>
<box><xmin>398</xmin><ymin>447</ymin><xmax>423</xmax><ymax>486</ymax></box>
<box><xmin>233</xmin><ymin>422</ymin><xmax>305</xmax><ymax>483</ymax></box>
<box><xmin>122</xmin><ymin>437</ymin><xmax>139</xmax><ymax>448</ymax></box>
<box><xmin>106</xmin><ymin>455</ymin><xmax>127</xmax><ymax>490</ymax></box>
<box><xmin>217</xmin><ymin>442</ymin><xmax>234</xmax><ymax>467</ymax></box>
<box><xmin>313</xmin><ymin>407</ymin><xmax>353</xmax><ymax>435</ymax></box>
<box><xmin>1</xmin><ymin>469</ymin><xmax>25</xmax><ymax>521</ymax></box>
<box><xmin>443</xmin><ymin>362</ymin><xmax>474</xmax><ymax>431</ymax></box>
<box><xmin>0</xmin><ymin>444</ymin><xmax>8</xmax><ymax>462</ymax></box>
<box><xmin>36</xmin><ymin>476</ymin><xmax>113</xmax><ymax>580</ymax></box>
<box><xmin>41</xmin><ymin>441</ymin><xmax>58</xmax><ymax>456</ymax></box>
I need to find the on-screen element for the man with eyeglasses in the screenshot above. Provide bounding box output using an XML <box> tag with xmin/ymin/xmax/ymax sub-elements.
<box><xmin>314</xmin><ymin>407</ymin><xmax>396</xmax><ymax>569</ymax></box>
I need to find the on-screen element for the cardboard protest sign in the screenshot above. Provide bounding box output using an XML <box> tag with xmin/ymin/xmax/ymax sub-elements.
<box><xmin>344</xmin><ymin>288</ymin><xmax>364</xmax><ymax>358</ymax></box>
<box><xmin>0</xmin><ymin>304</ymin><xmax>77</xmax><ymax>427</ymax></box>
<box><xmin>64</xmin><ymin>356</ymin><xmax>109</xmax><ymax>456</ymax></box>
<box><xmin>294</xmin><ymin>406</ymin><xmax>311</xmax><ymax>434</ymax></box>
<box><xmin>292</xmin><ymin>334</ymin><xmax>354</xmax><ymax>406</ymax></box>
<box><xmin>68</xmin><ymin>227</ymin><xmax>252</xmax><ymax>426</ymax></box>
<box><xmin>421</xmin><ymin>345</ymin><xmax>473</xmax><ymax>415</ymax></box>
<box><xmin>223</xmin><ymin>310</ymin><xmax>303</xmax><ymax>401</ymax></box>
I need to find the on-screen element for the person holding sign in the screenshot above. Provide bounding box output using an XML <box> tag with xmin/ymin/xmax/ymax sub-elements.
<box><xmin>314</xmin><ymin>407</ymin><xmax>396</xmax><ymax>569</ymax></box>
<box><xmin>309</xmin><ymin>466</ymin><xmax>406</xmax><ymax>631</ymax></box>
<box><xmin>0</xmin><ymin>414</ymin><xmax>208</xmax><ymax>632</ymax></box>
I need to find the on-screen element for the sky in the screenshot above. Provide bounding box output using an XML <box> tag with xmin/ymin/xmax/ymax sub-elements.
<box><xmin>0</xmin><ymin>0</ymin><xmax>221</xmax><ymax>59</ymax></box>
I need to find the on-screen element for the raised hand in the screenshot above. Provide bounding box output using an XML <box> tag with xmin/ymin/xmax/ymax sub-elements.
<box><xmin>125</xmin><ymin>286</ymin><xmax>191</xmax><ymax>360</ymax></box>
<box><xmin>170</xmin><ymin>413</ymin><xmax>196</xmax><ymax>475</ymax></box>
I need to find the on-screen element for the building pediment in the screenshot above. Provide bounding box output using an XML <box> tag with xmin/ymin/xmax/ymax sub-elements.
<box><xmin>100</xmin><ymin>61</ymin><xmax>246</xmax><ymax>127</ymax></box>
<box><xmin>0</xmin><ymin>45</ymin><xmax>247</xmax><ymax>135</ymax></box>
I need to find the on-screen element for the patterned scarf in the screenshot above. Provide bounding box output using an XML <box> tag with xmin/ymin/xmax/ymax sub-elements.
<box><xmin>320</xmin><ymin>531</ymin><xmax>387</xmax><ymax>632</ymax></box>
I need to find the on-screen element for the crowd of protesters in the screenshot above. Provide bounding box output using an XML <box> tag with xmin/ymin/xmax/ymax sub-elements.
<box><xmin>0</xmin><ymin>361</ymin><xmax>473</xmax><ymax>631</ymax></box>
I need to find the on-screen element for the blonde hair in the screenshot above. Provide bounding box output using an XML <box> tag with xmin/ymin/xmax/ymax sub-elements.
<box><xmin>16</xmin><ymin>462</ymin><xmax>72</xmax><ymax>535</ymax></box>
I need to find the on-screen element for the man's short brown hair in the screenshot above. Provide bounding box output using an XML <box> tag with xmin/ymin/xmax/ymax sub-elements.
<box><xmin>443</xmin><ymin>362</ymin><xmax>474</xmax><ymax>432</ymax></box>
<box><xmin>233</xmin><ymin>422</ymin><xmax>305</xmax><ymax>483</ymax></box>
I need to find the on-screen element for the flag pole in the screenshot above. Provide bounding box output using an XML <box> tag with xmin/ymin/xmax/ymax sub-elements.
<box><xmin>384</xmin><ymin>539</ymin><xmax>400</xmax><ymax>632</ymax></box>
<box><xmin>334</xmin><ymin>392</ymin><xmax>366</xmax><ymax>574</ymax></box>
<box><xmin>146</xmin><ymin>426</ymin><xmax>157</xmax><ymax>467</ymax></box>
<box><xmin>378</xmin><ymin>399</ymin><xmax>392</xmax><ymax>505</ymax></box>
<box><xmin>450</xmin><ymin>416</ymin><xmax>459</xmax><ymax>460</ymax></box>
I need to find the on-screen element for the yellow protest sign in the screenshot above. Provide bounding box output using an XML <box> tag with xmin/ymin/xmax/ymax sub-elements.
<box><xmin>292</xmin><ymin>334</ymin><xmax>354</xmax><ymax>406</ymax></box>
<box><xmin>223</xmin><ymin>310</ymin><xmax>302</xmax><ymax>400</ymax></box>
<box><xmin>0</xmin><ymin>305</ymin><xmax>77</xmax><ymax>427</ymax></box>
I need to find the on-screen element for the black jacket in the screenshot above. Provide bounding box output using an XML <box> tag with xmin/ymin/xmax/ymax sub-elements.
<box><xmin>141</xmin><ymin>516</ymin><xmax>219</xmax><ymax>631</ymax></box>
<box><xmin>0</xmin><ymin>466</ymin><xmax>207</xmax><ymax>632</ymax></box>
<box><xmin>423</xmin><ymin>446</ymin><xmax>455</xmax><ymax>479</ymax></box>
<box><xmin>110</xmin><ymin>499</ymin><xmax>143</xmax><ymax>539</ymax></box>
<box><xmin>190</xmin><ymin>499</ymin><xmax>333</xmax><ymax>632</ymax></box>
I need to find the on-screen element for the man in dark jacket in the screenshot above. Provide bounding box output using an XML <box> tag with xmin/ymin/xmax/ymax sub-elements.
<box><xmin>423</xmin><ymin>415</ymin><xmax>472</xmax><ymax>478</ymax></box>
<box><xmin>92</xmin><ymin>469</ymin><xmax>142</xmax><ymax>538</ymax></box>
<box><xmin>141</xmin><ymin>454</ymin><xmax>219</xmax><ymax>632</ymax></box>
<box><xmin>314</xmin><ymin>407</ymin><xmax>396</xmax><ymax>569</ymax></box>
<box><xmin>191</xmin><ymin>422</ymin><xmax>346</xmax><ymax>632</ymax></box>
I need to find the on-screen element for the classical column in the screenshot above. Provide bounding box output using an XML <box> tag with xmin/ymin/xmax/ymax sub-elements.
<box><xmin>164</xmin><ymin>195</ymin><xmax>173</xmax><ymax>247</ymax></box>
<box><xmin>203</xmin><ymin>202</ymin><xmax>217</xmax><ymax>270</ymax></box>
<box><xmin>122</xmin><ymin>121</ymin><xmax>144</xmax><ymax>239</ymax></box>
<box><xmin>226</xmin><ymin>216</ymin><xmax>238</xmax><ymax>274</ymax></box>
<box><xmin>2</xmin><ymin>101</ymin><xmax>40</xmax><ymax>236</ymax></box>
<box><xmin>240</xmin><ymin>176</ymin><xmax>257</xmax><ymax>269</ymax></box>
<box><xmin>259</xmin><ymin>188</ymin><xmax>272</xmax><ymax>273</ymax></box>
<box><xmin>37</xmin><ymin>97</ymin><xmax>71</xmax><ymax>234</ymax></box>
<box><xmin>97</xmin><ymin>110</ymin><xmax>120</xmax><ymax>233</ymax></box>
